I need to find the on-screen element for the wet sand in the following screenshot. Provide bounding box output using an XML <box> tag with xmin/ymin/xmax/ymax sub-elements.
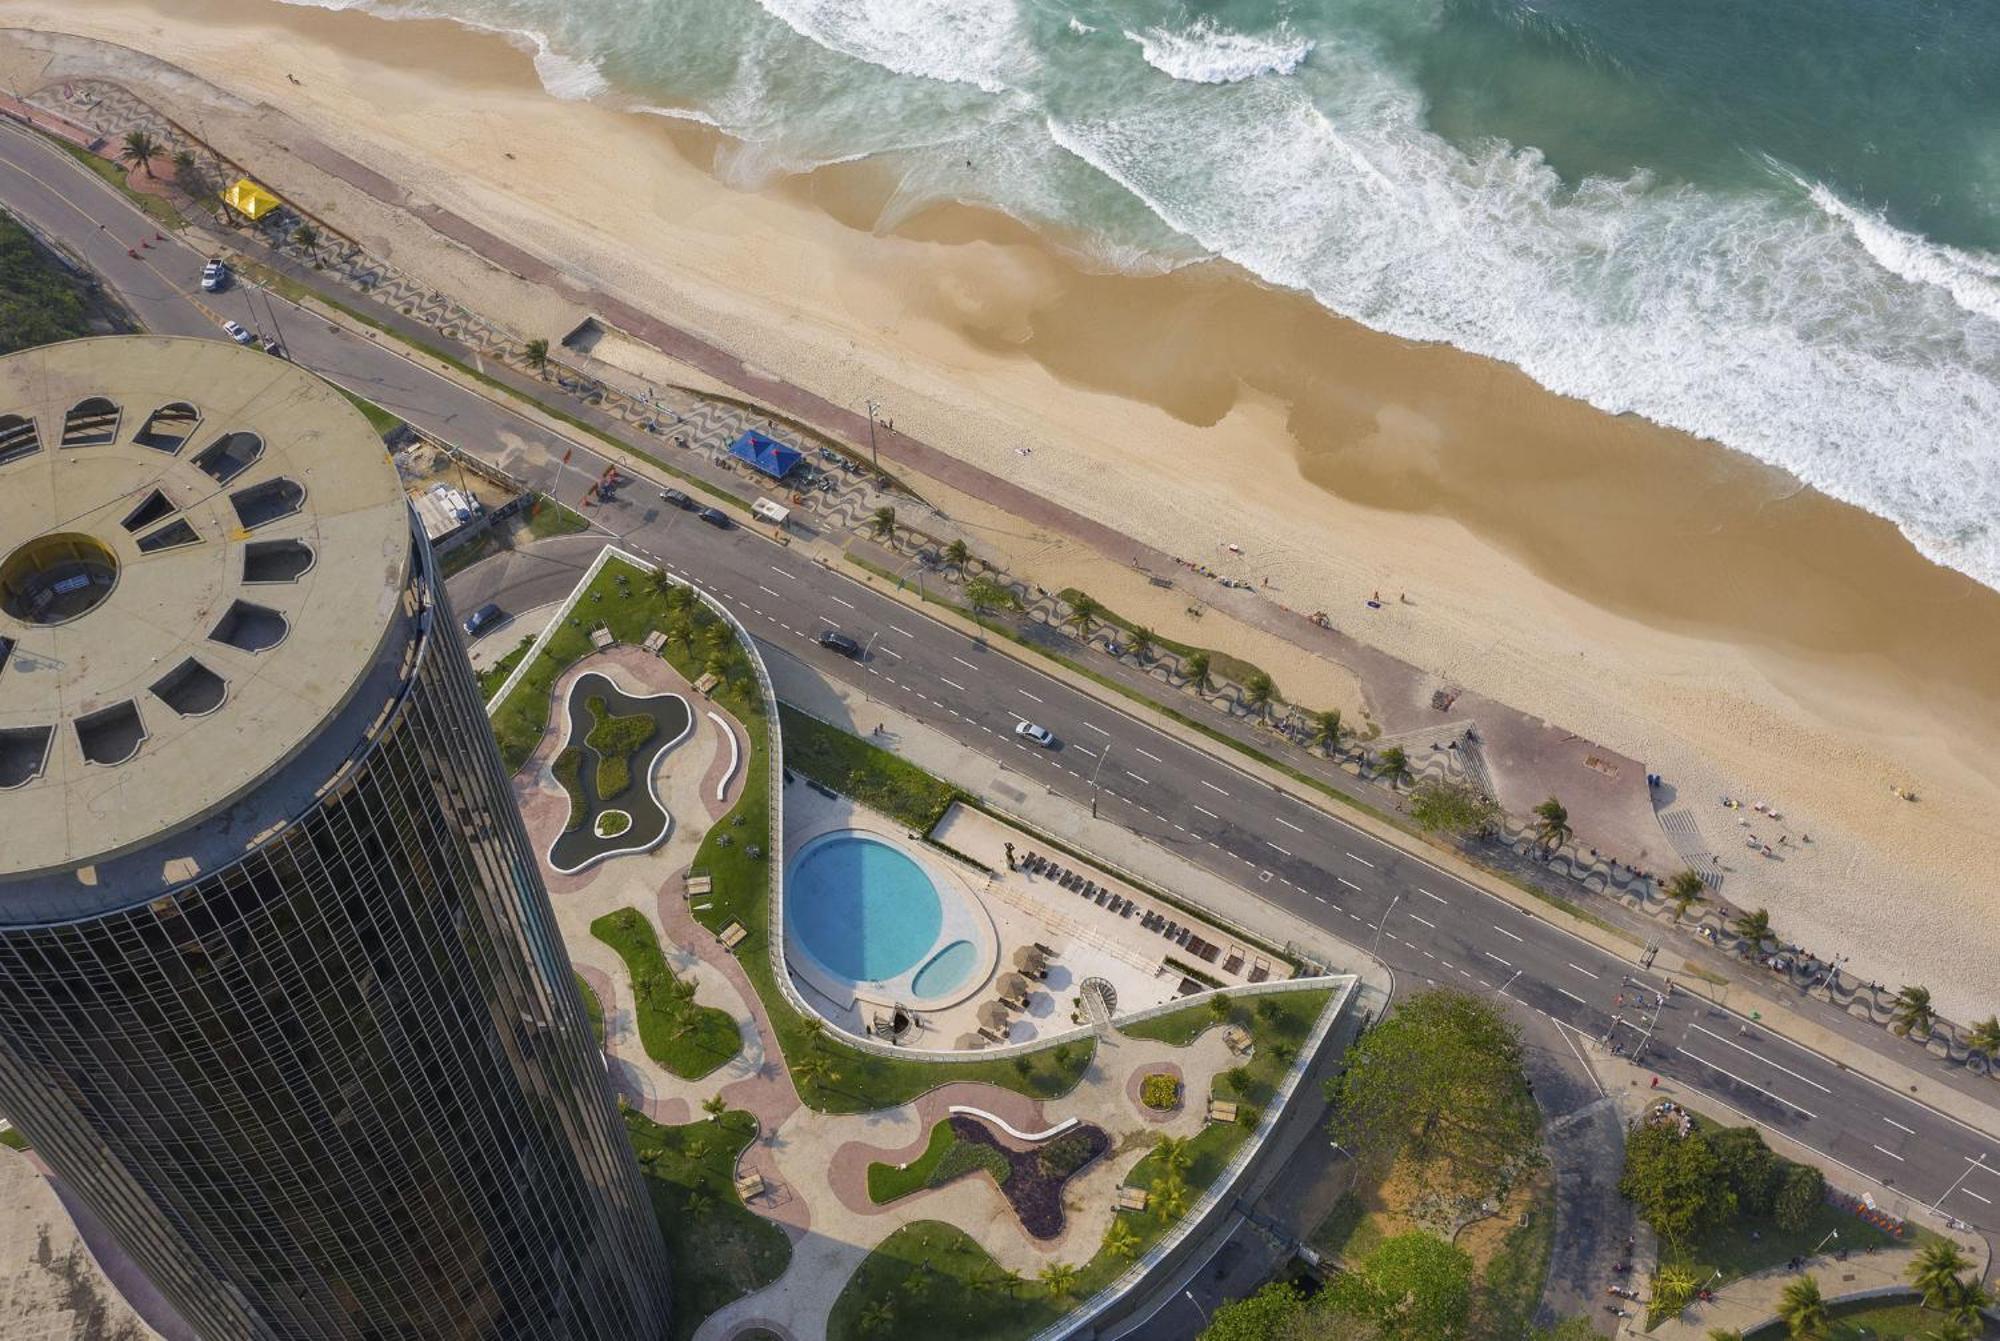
<box><xmin>1</xmin><ymin>0</ymin><xmax>1994</xmax><ymax>1016</ymax></box>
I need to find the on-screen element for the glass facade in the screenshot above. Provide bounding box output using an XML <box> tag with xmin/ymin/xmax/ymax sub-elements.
<box><xmin>0</xmin><ymin>534</ymin><xmax>670</xmax><ymax>1340</ymax></box>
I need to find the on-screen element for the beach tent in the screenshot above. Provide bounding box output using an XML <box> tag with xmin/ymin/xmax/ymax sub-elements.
<box><xmin>221</xmin><ymin>178</ymin><xmax>283</xmax><ymax>222</ymax></box>
<box><xmin>727</xmin><ymin>430</ymin><xmax>804</xmax><ymax>480</ymax></box>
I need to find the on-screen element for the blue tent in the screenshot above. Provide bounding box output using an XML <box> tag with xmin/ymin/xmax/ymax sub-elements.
<box><xmin>727</xmin><ymin>430</ymin><xmax>804</xmax><ymax>480</ymax></box>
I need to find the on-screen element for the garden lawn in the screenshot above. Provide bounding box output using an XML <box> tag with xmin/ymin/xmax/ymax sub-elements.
<box><xmin>590</xmin><ymin>908</ymin><xmax>739</xmax><ymax>1080</ymax></box>
<box><xmin>778</xmin><ymin>706</ymin><xmax>960</xmax><ymax>829</ymax></box>
<box><xmin>478</xmin><ymin>635</ymin><xmax>535</xmax><ymax>701</ymax></box>
<box><xmin>828</xmin><ymin>986</ymin><xmax>1335</xmax><ymax>1340</ymax></box>
<box><xmin>867</xmin><ymin>1121</ymin><xmax>958</xmax><ymax>1204</ymax></box>
<box><xmin>334</xmin><ymin>386</ymin><xmax>404</xmax><ymax>438</ymax></box>
<box><xmin>524</xmin><ymin>495</ymin><xmax>590</xmax><ymax>539</ymax></box>
<box><xmin>1745</xmin><ymin>1298</ymin><xmax>1998</xmax><ymax>1340</ymax></box>
<box><xmin>624</xmin><ymin>1109</ymin><xmax>790</xmax><ymax>1341</ymax></box>
<box><xmin>575</xmin><ymin>971</ymin><xmax>605</xmax><ymax>1045</ymax></box>
<box><xmin>552</xmin><ymin>747</ymin><xmax>585</xmax><ymax>832</ymax></box>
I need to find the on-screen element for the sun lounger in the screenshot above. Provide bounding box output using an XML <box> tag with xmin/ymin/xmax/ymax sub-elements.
<box><xmin>717</xmin><ymin>921</ymin><xmax>748</xmax><ymax>952</ymax></box>
<box><xmin>1122</xmin><ymin>902</ymin><xmax>1136</xmax><ymax>918</ymax></box>
<box><xmin>1202</xmin><ymin>942</ymin><xmax>1222</xmax><ymax>963</ymax></box>
<box><xmin>1033</xmin><ymin>941</ymin><xmax>1056</xmax><ymax>957</ymax></box>
<box><xmin>1249</xmin><ymin>957</ymin><xmax>1271</xmax><ymax>983</ymax></box>
<box><xmin>1095</xmin><ymin>890</ymin><xmax>1109</xmax><ymax>906</ymax></box>
<box><xmin>1223</xmin><ymin>947</ymin><xmax>1246</xmax><ymax>975</ymax></box>
<box><xmin>1176</xmin><ymin>927</ymin><xmax>1192</xmax><ymax>947</ymax></box>
<box><xmin>1162</xmin><ymin>920</ymin><xmax>1177</xmax><ymax>939</ymax></box>
<box><xmin>1205</xmin><ymin>1099</ymin><xmax>1239</xmax><ymax>1125</ymax></box>
<box><xmin>641</xmin><ymin>629</ymin><xmax>667</xmax><ymax>654</ymax></box>
<box><xmin>1115</xmin><ymin>1186</ymin><xmax>1150</xmax><ymax>1213</ymax></box>
<box><xmin>1186</xmin><ymin>935</ymin><xmax>1207</xmax><ymax>958</ymax></box>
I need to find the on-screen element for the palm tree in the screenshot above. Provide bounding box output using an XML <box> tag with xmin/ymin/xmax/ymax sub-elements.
<box><xmin>1154</xmin><ymin>1172</ymin><xmax>1189</xmax><ymax>1219</ymax></box>
<box><xmin>1893</xmin><ymin>984</ymin><xmax>1936</xmax><ymax>1039</ymax></box>
<box><xmin>1532</xmin><ymin>796</ymin><xmax>1572</xmax><ymax>853</ymax></box>
<box><xmin>1153</xmin><ymin>1134</ymin><xmax>1192</xmax><ymax>1175</ymax></box>
<box><xmin>791</xmin><ymin>1052</ymin><xmax>833</xmax><ymax>1092</ymax></box>
<box><xmin>701</xmin><ymin>1093</ymin><xmax>727</xmax><ymax>1119</ymax></box>
<box><xmin>170</xmin><ymin>147</ymin><xmax>197</xmax><ymax>181</ymax></box>
<box><xmin>1666</xmin><ymin>870</ymin><xmax>1707</xmax><ymax>921</ymax></box>
<box><xmin>1924</xmin><ymin>1320</ymin><xmax>1974</xmax><ymax>1341</ymax></box>
<box><xmin>1104</xmin><ymin>1220</ymin><xmax>1139</xmax><ymax>1261</ymax></box>
<box><xmin>522</xmin><ymin>338</ymin><xmax>549</xmax><ymax>378</ymax></box>
<box><xmin>1131</xmin><ymin>626</ymin><xmax>1155</xmax><ymax>662</ymax></box>
<box><xmin>1376</xmin><ymin>745</ymin><xmax>1411</xmax><ymax>791</ymax></box>
<box><xmin>685</xmin><ymin>1135</ymin><xmax>711</xmax><ymax>1160</ymax></box>
<box><xmin>1732</xmin><ymin>907</ymin><xmax>1775</xmax><ymax>955</ymax></box>
<box><xmin>1038</xmin><ymin>1262</ymin><xmax>1080</xmax><ymax>1299</ymax></box>
<box><xmin>1777</xmin><ymin>1275</ymin><xmax>1828</xmax><ymax>1341</ymax></box>
<box><xmin>869</xmin><ymin>505</ymin><xmax>897</xmax><ymax>542</ymax></box>
<box><xmin>1963</xmin><ymin>1014</ymin><xmax>2000</xmax><ymax>1060</ymax></box>
<box><xmin>1067</xmin><ymin>592</ymin><xmax>1099</xmax><ymax>635</ymax></box>
<box><xmin>1242</xmin><ymin>670</ymin><xmax>1276</xmax><ymax>719</ymax></box>
<box><xmin>120</xmin><ymin>129</ymin><xmax>162</xmax><ymax>178</ymax></box>
<box><xmin>859</xmin><ymin>1300</ymin><xmax>895</xmax><ymax>1335</ymax></box>
<box><xmin>1909</xmin><ymin>1238</ymin><xmax>1971</xmax><ymax>1309</ymax></box>
<box><xmin>943</xmin><ymin>538</ymin><xmax>970</xmax><ymax>569</ymax></box>
<box><xmin>292</xmin><ymin>223</ymin><xmax>320</xmax><ymax>252</ymax></box>
<box><xmin>684</xmin><ymin>1188</ymin><xmax>714</xmax><ymax>1215</ymax></box>
<box><xmin>965</xmin><ymin>576</ymin><xmax>1019</xmax><ymax>621</ymax></box>
<box><xmin>1182</xmin><ymin>650</ymin><xmax>1211</xmax><ymax>693</ymax></box>
<box><xmin>1946</xmin><ymin>1276</ymin><xmax>1991</xmax><ymax>1325</ymax></box>
<box><xmin>1308</xmin><ymin>708</ymin><xmax>1343</xmax><ymax>754</ymax></box>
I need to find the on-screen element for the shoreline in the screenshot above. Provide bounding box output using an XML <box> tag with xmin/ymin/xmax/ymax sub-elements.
<box><xmin>1</xmin><ymin>0</ymin><xmax>1996</xmax><ymax>1019</ymax></box>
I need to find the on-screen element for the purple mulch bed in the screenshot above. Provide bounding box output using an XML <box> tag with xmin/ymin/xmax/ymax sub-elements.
<box><xmin>946</xmin><ymin>1114</ymin><xmax>1110</xmax><ymax>1240</ymax></box>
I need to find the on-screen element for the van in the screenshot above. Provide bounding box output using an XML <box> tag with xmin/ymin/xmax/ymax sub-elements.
<box><xmin>750</xmin><ymin>497</ymin><xmax>790</xmax><ymax>527</ymax></box>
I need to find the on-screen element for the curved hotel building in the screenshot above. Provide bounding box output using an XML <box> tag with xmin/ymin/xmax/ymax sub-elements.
<box><xmin>0</xmin><ymin>337</ymin><xmax>669</xmax><ymax>1339</ymax></box>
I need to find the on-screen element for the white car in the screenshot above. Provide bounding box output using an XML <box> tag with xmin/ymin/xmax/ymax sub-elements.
<box><xmin>200</xmin><ymin>259</ymin><xmax>227</xmax><ymax>292</ymax></box>
<box><xmin>1015</xmin><ymin>721</ymin><xmax>1055</xmax><ymax>747</ymax></box>
<box><xmin>222</xmin><ymin>320</ymin><xmax>254</xmax><ymax>346</ymax></box>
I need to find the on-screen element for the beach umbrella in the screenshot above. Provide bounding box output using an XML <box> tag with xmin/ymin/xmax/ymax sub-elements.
<box><xmin>1012</xmin><ymin>945</ymin><xmax>1048</xmax><ymax>973</ymax></box>
<box><xmin>954</xmin><ymin>1033</ymin><xmax>986</xmax><ymax>1051</ymax></box>
<box><xmin>998</xmin><ymin>972</ymin><xmax>1032</xmax><ymax>1001</ymax></box>
<box><xmin>978</xmin><ymin>1001</ymin><xmax>1012</xmax><ymax>1030</ymax></box>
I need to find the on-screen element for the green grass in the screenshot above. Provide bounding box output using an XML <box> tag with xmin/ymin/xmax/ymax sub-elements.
<box><xmin>1119</xmin><ymin>998</ymin><xmax>1237</xmax><ymax>1047</ymax></box>
<box><xmin>441</xmin><ymin>529</ymin><xmax>505</xmax><ymax>579</ymax></box>
<box><xmin>830</xmin><ymin>987</ymin><xmax>1333</xmax><ymax>1340</ymax></box>
<box><xmin>575</xmin><ymin>972</ymin><xmax>605</xmax><ymax>1044</ymax></box>
<box><xmin>1056</xmin><ymin>588</ymin><xmax>1273</xmax><ymax>702</ymax></box>
<box><xmin>587</xmin><ymin>700</ymin><xmax>658</xmax><ymax>757</ymax></box>
<box><xmin>0</xmin><ymin>1128</ymin><xmax>27</xmax><ymax>1152</ymax></box>
<box><xmin>525</xmin><ymin>494</ymin><xmax>591</xmax><ymax>539</ymax></box>
<box><xmin>1745</xmin><ymin>1297</ymin><xmax>1998</xmax><ymax>1340</ymax></box>
<box><xmin>868</xmin><ymin>1121</ymin><xmax>958</xmax><ymax>1204</ymax></box>
<box><xmin>335</xmin><ymin>386</ymin><xmax>405</xmax><ymax>437</ymax></box>
<box><xmin>1664</xmin><ymin>1199</ymin><xmax>1902</xmax><ymax>1294</ymax></box>
<box><xmin>778</xmin><ymin>705</ymin><xmax>962</xmax><ymax>829</ymax></box>
<box><xmin>624</xmin><ymin>1108</ymin><xmax>790</xmax><ymax>1341</ymax></box>
<box><xmin>478</xmin><ymin>635</ymin><xmax>536</xmax><ymax>701</ymax></box>
<box><xmin>1309</xmin><ymin>1191</ymin><xmax>1374</xmax><ymax>1262</ymax></box>
<box><xmin>590</xmin><ymin>908</ymin><xmax>740</xmax><ymax>1080</ymax></box>
<box><xmin>1472</xmin><ymin>1168</ymin><xmax>1558</xmax><ymax>1341</ymax></box>
<box><xmin>58</xmin><ymin>143</ymin><xmax>185</xmax><ymax>229</ymax></box>
<box><xmin>1</xmin><ymin>211</ymin><xmax>93</xmax><ymax>355</ymax></box>
<box><xmin>552</xmin><ymin>747</ymin><xmax>585</xmax><ymax>831</ymax></box>
<box><xmin>600</xmin><ymin>811</ymin><xmax>630</xmax><ymax>837</ymax></box>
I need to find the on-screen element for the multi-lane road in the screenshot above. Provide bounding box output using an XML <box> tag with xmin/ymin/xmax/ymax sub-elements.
<box><xmin>6</xmin><ymin>118</ymin><xmax>1996</xmax><ymax>1238</ymax></box>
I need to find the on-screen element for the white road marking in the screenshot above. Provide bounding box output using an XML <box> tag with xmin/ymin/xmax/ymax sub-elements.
<box><xmin>1558</xmin><ymin>988</ymin><xmax>1589</xmax><ymax>1006</ymax></box>
<box><xmin>1440</xmin><ymin>961</ymin><xmax>1454</xmax><ymax>971</ymax></box>
<box><xmin>1484</xmin><ymin>952</ymin><xmax>1512</xmax><ymax>968</ymax></box>
<box><xmin>1685</xmin><ymin>1024</ymin><xmax>1833</xmax><ymax>1094</ymax></box>
<box><xmin>1962</xmin><ymin>1189</ymin><xmax>1993</xmax><ymax>1205</ymax></box>
<box><xmin>1881</xmin><ymin>1117</ymin><xmax>1916</xmax><ymax>1135</ymax></box>
<box><xmin>890</xmin><ymin>624</ymin><xmax>914</xmax><ymax>638</ymax></box>
<box><xmin>757</xmin><ymin>584</ymin><xmax>780</xmax><ymax>597</ymax></box>
<box><xmin>829</xmin><ymin>595</ymin><xmax>855</xmax><ymax>609</ymax></box>
<box><xmin>1567</xmin><ymin>963</ymin><xmax>1600</xmax><ymax>980</ymax></box>
<box><xmin>953</xmin><ymin>656</ymin><xmax>978</xmax><ymax>670</ymax></box>
<box><xmin>878</xmin><ymin>646</ymin><xmax>902</xmax><ymax>659</ymax></box>
<box><xmin>1072</xmin><ymin>745</ymin><xmax>1097</xmax><ymax>758</ymax></box>
<box><xmin>1200</xmin><ymin>780</ymin><xmax>1229</xmax><ymax>795</ymax></box>
<box><xmin>1680</xmin><ymin>1050</ymin><xmax>1818</xmax><ymax>1120</ymax></box>
<box><xmin>1276</xmin><ymin>816</ymin><xmax>1305</xmax><ymax>833</ymax></box>
<box><xmin>1083</xmin><ymin>720</ymin><xmax>1111</xmax><ymax>736</ymax></box>
<box><xmin>1338</xmin><ymin>877</ymin><xmax>1362</xmax><ymax>891</ymax></box>
<box><xmin>1192</xmin><ymin>804</ymin><xmax>1219</xmax><ymax>819</ymax></box>
<box><xmin>939</xmin><ymin>676</ymin><xmax>967</xmax><ymax>693</ymax></box>
<box><xmin>1018</xmin><ymin>689</ymin><xmax>1043</xmax><ymax>703</ymax></box>
<box><xmin>1407</xmin><ymin>913</ymin><xmax>1436</xmax><ymax>929</ymax></box>
<box><xmin>1126</xmin><ymin>771</ymin><xmax>1152</xmax><ymax>786</ymax></box>
<box><xmin>1345</xmin><ymin>852</ymin><xmax>1374</xmax><ymax>868</ymax></box>
<box><xmin>1872</xmin><ymin>1145</ymin><xmax>1905</xmax><ymax>1162</ymax></box>
<box><xmin>1417</xmin><ymin>888</ymin><xmax>1447</xmax><ymax>904</ymax></box>
<box><xmin>1135</xmin><ymin>747</ymin><xmax>1163</xmax><ymax>763</ymax></box>
<box><xmin>768</xmin><ymin>566</ymin><xmax>795</xmax><ymax>579</ymax></box>
<box><xmin>1268</xmin><ymin>841</ymin><xmax>1291</xmax><ymax>856</ymax></box>
<box><xmin>1492</xmin><ymin>925</ymin><xmax>1525</xmax><ymax>944</ymax></box>
<box><xmin>1970</xmin><ymin>1159</ymin><xmax>2000</xmax><ymax>1180</ymax></box>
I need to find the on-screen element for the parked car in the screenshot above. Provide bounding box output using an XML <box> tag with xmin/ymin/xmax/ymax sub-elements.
<box><xmin>659</xmin><ymin>487</ymin><xmax>695</xmax><ymax>510</ymax></box>
<box><xmin>221</xmin><ymin>320</ymin><xmax>254</xmax><ymax>346</ymax></box>
<box><xmin>461</xmin><ymin>602</ymin><xmax>504</xmax><ymax>637</ymax></box>
<box><xmin>697</xmin><ymin>507</ymin><xmax>731</xmax><ymax>529</ymax></box>
<box><xmin>200</xmin><ymin>259</ymin><xmax>228</xmax><ymax>292</ymax></box>
<box><xmin>817</xmin><ymin>630</ymin><xmax>862</xmax><ymax>659</ymax></box>
<box><xmin>1015</xmin><ymin>721</ymin><xmax>1055</xmax><ymax>747</ymax></box>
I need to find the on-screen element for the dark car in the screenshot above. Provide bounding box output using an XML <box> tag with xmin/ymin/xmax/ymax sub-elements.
<box><xmin>817</xmin><ymin>630</ymin><xmax>862</xmax><ymax>658</ymax></box>
<box><xmin>697</xmin><ymin>507</ymin><xmax>731</xmax><ymax>529</ymax></box>
<box><xmin>461</xmin><ymin>602</ymin><xmax>504</xmax><ymax>637</ymax></box>
<box><xmin>659</xmin><ymin>487</ymin><xmax>695</xmax><ymax>510</ymax></box>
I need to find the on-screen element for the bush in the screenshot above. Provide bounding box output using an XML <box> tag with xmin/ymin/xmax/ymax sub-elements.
<box><xmin>932</xmin><ymin>1139</ymin><xmax>1010</xmax><ymax>1188</ymax></box>
<box><xmin>588</xmin><ymin>705</ymin><xmax>658</xmax><ymax>758</ymax></box>
<box><xmin>1140</xmin><ymin>1073</ymin><xmax>1180</xmax><ymax>1111</ymax></box>
<box><xmin>552</xmin><ymin>747</ymin><xmax>585</xmax><ymax>831</ymax></box>
<box><xmin>1036</xmin><ymin>1131</ymin><xmax>1100</xmax><ymax>1180</ymax></box>
<box><xmin>1774</xmin><ymin>1163</ymin><xmax>1825</xmax><ymax>1231</ymax></box>
<box><xmin>597</xmin><ymin>753</ymin><xmax>631</xmax><ymax>799</ymax></box>
<box><xmin>599</xmin><ymin>812</ymin><xmax>631</xmax><ymax>837</ymax></box>
<box><xmin>1711</xmin><ymin>1125</ymin><xmax>1780</xmax><ymax>1217</ymax></box>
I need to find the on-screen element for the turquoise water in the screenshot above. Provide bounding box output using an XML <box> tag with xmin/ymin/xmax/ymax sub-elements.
<box><xmin>910</xmin><ymin>939</ymin><xmax>979</xmax><ymax>999</ymax></box>
<box><xmin>787</xmin><ymin>833</ymin><xmax>943</xmax><ymax>982</ymax></box>
<box><xmin>283</xmin><ymin>0</ymin><xmax>2000</xmax><ymax>588</ymax></box>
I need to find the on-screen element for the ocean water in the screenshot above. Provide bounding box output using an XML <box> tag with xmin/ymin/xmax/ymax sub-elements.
<box><xmin>281</xmin><ymin>0</ymin><xmax>2000</xmax><ymax>589</ymax></box>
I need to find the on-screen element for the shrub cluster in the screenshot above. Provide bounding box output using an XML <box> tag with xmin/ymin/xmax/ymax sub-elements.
<box><xmin>932</xmin><ymin>1139</ymin><xmax>1011</xmax><ymax>1188</ymax></box>
<box><xmin>1140</xmin><ymin>1073</ymin><xmax>1181</xmax><ymax>1111</ymax></box>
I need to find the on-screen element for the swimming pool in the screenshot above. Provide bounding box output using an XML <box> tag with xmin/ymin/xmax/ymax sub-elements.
<box><xmin>788</xmin><ymin>834</ymin><xmax>944</xmax><ymax>983</ymax></box>
<box><xmin>910</xmin><ymin>940</ymin><xmax>978</xmax><ymax>1000</ymax></box>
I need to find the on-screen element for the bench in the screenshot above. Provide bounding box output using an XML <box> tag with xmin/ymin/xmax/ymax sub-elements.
<box><xmin>734</xmin><ymin>1170</ymin><xmax>766</xmax><ymax>1200</ymax></box>
<box><xmin>1206</xmin><ymin>1099</ymin><xmax>1239</xmax><ymax>1125</ymax></box>
<box><xmin>718</xmin><ymin>921</ymin><xmax>748</xmax><ymax>952</ymax></box>
<box><xmin>1115</xmin><ymin>1186</ymin><xmax>1150</xmax><ymax>1213</ymax></box>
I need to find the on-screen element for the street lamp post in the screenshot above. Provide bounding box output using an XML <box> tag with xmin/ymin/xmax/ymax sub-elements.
<box><xmin>1371</xmin><ymin>892</ymin><xmax>1401</xmax><ymax>961</ymax></box>
<box><xmin>865</xmin><ymin>398</ymin><xmax>880</xmax><ymax>470</ymax></box>
<box><xmin>1089</xmin><ymin>744</ymin><xmax>1112</xmax><ymax>818</ymax></box>
<box><xmin>1930</xmin><ymin>1153</ymin><xmax>1988</xmax><ymax>1213</ymax></box>
<box><xmin>1183</xmin><ymin>1291</ymin><xmax>1208</xmax><ymax>1327</ymax></box>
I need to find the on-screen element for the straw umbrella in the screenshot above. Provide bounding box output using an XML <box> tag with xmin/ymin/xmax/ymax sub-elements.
<box><xmin>954</xmin><ymin>1032</ymin><xmax>986</xmax><ymax>1051</ymax></box>
<box><xmin>997</xmin><ymin>972</ymin><xmax>1032</xmax><ymax>1005</ymax></box>
<box><xmin>1012</xmin><ymin>945</ymin><xmax>1048</xmax><ymax>977</ymax></box>
<box><xmin>978</xmin><ymin>1002</ymin><xmax>1012</xmax><ymax>1035</ymax></box>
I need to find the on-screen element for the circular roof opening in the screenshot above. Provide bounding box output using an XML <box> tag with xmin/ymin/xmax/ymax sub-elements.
<box><xmin>1</xmin><ymin>532</ymin><xmax>121</xmax><ymax>626</ymax></box>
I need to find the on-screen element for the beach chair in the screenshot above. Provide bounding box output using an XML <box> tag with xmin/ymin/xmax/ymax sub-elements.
<box><xmin>1186</xmin><ymin>935</ymin><xmax>1208</xmax><ymax>958</ymax></box>
<box><xmin>1205</xmin><ymin>1098</ymin><xmax>1239</xmax><ymax>1125</ymax></box>
<box><xmin>1202</xmin><ymin>942</ymin><xmax>1222</xmax><ymax>963</ymax></box>
<box><xmin>1115</xmin><ymin>1186</ymin><xmax>1149</xmax><ymax>1213</ymax></box>
<box><xmin>1162</xmin><ymin>920</ymin><xmax>1177</xmax><ymax>939</ymax></box>
<box><xmin>1223</xmin><ymin>946</ymin><xmax>1246</xmax><ymax>976</ymax></box>
<box><xmin>1176</xmin><ymin>927</ymin><xmax>1192</xmax><ymax>947</ymax></box>
<box><xmin>1249</xmin><ymin>957</ymin><xmax>1271</xmax><ymax>983</ymax></box>
<box><xmin>1095</xmin><ymin>889</ymin><xmax>1109</xmax><ymax>906</ymax></box>
<box><xmin>1122</xmin><ymin>902</ymin><xmax>1136</xmax><ymax>919</ymax></box>
<box><xmin>717</xmin><ymin>921</ymin><xmax>749</xmax><ymax>953</ymax></box>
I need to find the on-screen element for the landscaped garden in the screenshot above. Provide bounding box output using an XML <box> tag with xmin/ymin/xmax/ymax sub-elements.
<box><xmin>1139</xmin><ymin>1072</ymin><xmax>1180</xmax><ymax>1111</ymax></box>
<box><xmin>623</xmin><ymin>1107</ymin><xmax>790</xmax><ymax>1341</ymax></box>
<box><xmin>778</xmin><ymin>705</ymin><xmax>961</xmax><ymax>829</ymax></box>
<box><xmin>590</xmin><ymin>908</ymin><xmax>740</xmax><ymax>1080</ymax></box>
<box><xmin>546</xmin><ymin>672</ymin><xmax>688</xmax><ymax>870</ymax></box>
<box><xmin>574</xmin><ymin>971</ymin><xmax>605</xmax><ymax>1044</ymax></box>
<box><xmin>826</xmin><ymin>986</ymin><xmax>1334</xmax><ymax>1341</ymax></box>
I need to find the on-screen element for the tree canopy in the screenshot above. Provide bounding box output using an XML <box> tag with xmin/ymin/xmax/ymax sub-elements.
<box><xmin>1327</xmin><ymin>989</ymin><xmax>1540</xmax><ymax>1203</ymax></box>
<box><xmin>0</xmin><ymin>212</ymin><xmax>91</xmax><ymax>356</ymax></box>
<box><xmin>1619</xmin><ymin>1121</ymin><xmax>1734</xmax><ymax>1249</ymax></box>
<box><xmin>1407</xmin><ymin>778</ymin><xmax>1502</xmax><ymax>838</ymax></box>
<box><xmin>1324</xmin><ymin>1231</ymin><xmax>1474</xmax><ymax>1341</ymax></box>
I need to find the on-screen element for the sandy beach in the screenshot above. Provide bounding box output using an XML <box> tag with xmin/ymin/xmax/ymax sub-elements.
<box><xmin>1</xmin><ymin>0</ymin><xmax>1995</xmax><ymax>1018</ymax></box>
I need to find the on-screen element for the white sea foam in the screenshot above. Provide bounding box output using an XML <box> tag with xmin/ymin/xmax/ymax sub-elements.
<box><xmin>1126</xmin><ymin>17</ymin><xmax>1314</xmax><ymax>84</ymax></box>
<box><xmin>1067</xmin><ymin>17</ymin><xmax>1096</xmax><ymax>36</ymax></box>
<box><xmin>748</xmin><ymin>0</ymin><xmax>1029</xmax><ymax>95</ymax></box>
<box><xmin>1806</xmin><ymin>181</ymin><xmax>2000</xmax><ymax>326</ymax></box>
<box><xmin>1048</xmin><ymin>41</ymin><xmax>2000</xmax><ymax>586</ymax></box>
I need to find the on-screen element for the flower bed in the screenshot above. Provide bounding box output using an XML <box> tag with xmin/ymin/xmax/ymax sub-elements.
<box><xmin>948</xmin><ymin>1115</ymin><xmax>1109</xmax><ymax>1240</ymax></box>
<box><xmin>1140</xmin><ymin>1072</ymin><xmax>1181</xmax><ymax>1111</ymax></box>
